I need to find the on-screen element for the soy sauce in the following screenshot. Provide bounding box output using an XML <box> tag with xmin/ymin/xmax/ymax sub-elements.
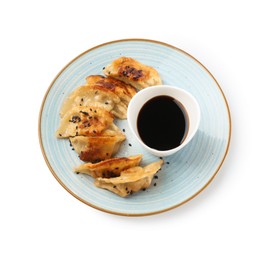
<box><xmin>137</xmin><ymin>95</ymin><xmax>188</xmax><ymax>151</ymax></box>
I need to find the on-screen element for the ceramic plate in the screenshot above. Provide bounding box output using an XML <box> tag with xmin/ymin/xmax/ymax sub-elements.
<box><xmin>39</xmin><ymin>39</ymin><xmax>231</xmax><ymax>216</ymax></box>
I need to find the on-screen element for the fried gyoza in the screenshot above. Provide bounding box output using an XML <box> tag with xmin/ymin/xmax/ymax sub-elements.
<box><xmin>94</xmin><ymin>160</ymin><xmax>163</xmax><ymax>197</ymax></box>
<box><xmin>70</xmin><ymin>133</ymin><xmax>126</xmax><ymax>162</ymax></box>
<box><xmin>60</xmin><ymin>78</ymin><xmax>128</xmax><ymax>119</ymax></box>
<box><xmin>56</xmin><ymin>106</ymin><xmax>115</xmax><ymax>138</ymax></box>
<box><xmin>73</xmin><ymin>155</ymin><xmax>142</xmax><ymax>178</ymax></box>
<box><xmin>85</xmin><ymin>75</ymin><xmax>137</xmax><ymax>105</ymax></box>
<box><xmin>103</xmin><ymin>57</ymin><xmax>162</xmax><ymax>90</ymax></box>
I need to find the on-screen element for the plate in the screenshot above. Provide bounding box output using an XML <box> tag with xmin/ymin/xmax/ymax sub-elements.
<box><xmin>39</xmin><ymin>39</ymin><xmax>231</xmax><ymax>216</ymax></box>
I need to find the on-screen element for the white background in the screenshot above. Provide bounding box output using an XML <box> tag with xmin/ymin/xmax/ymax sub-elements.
<box><xmin>1</xmin><ymin>0</ymin><xmax>271</xmax><ymax>259</ymax></box>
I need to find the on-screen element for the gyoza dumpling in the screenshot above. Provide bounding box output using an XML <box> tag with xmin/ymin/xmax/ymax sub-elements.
<box><xmin>70</xmin><ymin>134</ymin><xmax>126</xmax><ymax>162</ymax></box>
<box><xmin>86</xmin><ymin>75</ymin><xmax>137</xmax><ymax>105</ymax></box>
<box><xmin>56</xmin><ymin>106</ymin><xmax>114</xmax><ymax>138</ymax></box>
<box><xmin>73</xmin><ymin>155</ymin><xmax>142</xmax><ymax>177</ymax></box>
<box><xmin>103</xmin><ymin>57</ymin><xmax>162</xmax><ymax>90</ymax></box>
<box><xmin>60</xmin><ymin>81</ymin><xmax>127</xmax><ymax>119</ymax></box>
<box><xmin>94</xmin><ymin>160</ymin><xmax>163</xmax><ymax>197</ymax></box>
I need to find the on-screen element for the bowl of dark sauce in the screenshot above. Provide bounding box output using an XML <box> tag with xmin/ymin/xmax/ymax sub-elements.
<box><xmin>127</xmin><ymin>86</ymin><xmax>200</xmax><ymax>157</ymax></box>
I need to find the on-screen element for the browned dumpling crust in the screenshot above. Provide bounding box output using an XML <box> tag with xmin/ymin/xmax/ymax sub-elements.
<box><xmin>85</xmin><ymin>75</ymin><xmax>137</xmax><ymax>105</ymax></box>
<box><xmin>60</xmin><ymin>83</ymin><xmax>127</xmax><ymax>119</ymax></box>
<box><xmin>56</xmin><ymin>106</ymin><xmax>115</xmax><ymax>138</ymax></box>
<box><xmin>103</xmin><ymin>57</ymin><xmax>162</xmax><ymax>90</ymax></box>
<box><xmin>70</xmin><ymin>134</ymin><xmax>126</xmax><ymax>162</ymax></box>
<box><xmin>73</xmin><ymin>155</ymin><xmax>142</xmax><ymax>178</ymax></box>
<box><xmin>94</xmin><ymin>160</ymin><xmax>163</xmax><ymax>197</ymax></box>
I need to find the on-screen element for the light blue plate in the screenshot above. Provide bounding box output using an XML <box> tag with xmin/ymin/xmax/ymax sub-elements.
<box><xmin>39</xmin><ymin>39</ymin><xmax>231</xmax><ymax>216</ymax></box>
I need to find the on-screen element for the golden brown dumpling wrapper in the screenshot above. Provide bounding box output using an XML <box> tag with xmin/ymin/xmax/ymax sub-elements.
<box><xmin>73</xmin><ymin>154</ymin><xmax>142</xmax><ymax>177</ymax></box>
<box><xmin>60</xmin><ymin>82</ymin><xmax>127</xmax><ymax>119</ymax></box>
<box><xmin>103</xmin><ymin>57</ymin><xmax>162</xmax><ymax>90</ymax></box>
<box><xmin>94</xmin><ymin>160</ymin><xmax>163</xmax><ymax>197</ymax></box>
<box><xmin>56</xmin><ymin>106</ymin><xmax>114</xmax><ymax>138</ymax></box>
<box><xmin>86</xmin><ymin>75</ymin><xmax>137</xmax><ymax>105</ymax></box>
<box><xmin>70</xmin><ymin>133</ymin><xmax>126</xmax><ymax>162</ymax></box>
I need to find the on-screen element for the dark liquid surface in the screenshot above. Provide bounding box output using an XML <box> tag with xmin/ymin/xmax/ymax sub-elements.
<box><xmin>137</xmin><ymin>95</ymin><xmax>188</xmax><ymax>151</ymax></box>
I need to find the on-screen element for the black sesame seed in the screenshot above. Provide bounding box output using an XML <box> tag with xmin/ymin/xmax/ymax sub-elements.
<box><xmin>70</xmin><ymin>115</ymin><xmax>81</xmax><ymax>123</ymax></box>
<box><xmin>113</xmin><ymin>185</ymin><xmax>116</xmax><ymax>188</ymax></box>
<box><xmin>129</xmin><ymin>143</ymin><xmax>132</xmax><ymax>147</ymax></box>
<box><xmin>76</xmin><ymin>172</ymin><xmax>79</xmax><ymax>174</ymax></box>
<box><xmin>122</xmin><ymin>129</ymin><xmax>125</xmax><ymax>132</ymax></box>
<box><xmin>59</xmin><ymin>134</ymin><xmax>62</xmax><ymax>137</ymax></box>
<box><xmin>80</xmin><ymin>111</ymin><xmax>89</xmax><ymax>116</ymax></box>
<box><xmin>154</xmin><ymin>183</ymin><xmax>157</xmax><ymax>186</ymax></box>
<box><xmin>154</xmin><ymin>175</ymin><xmax>158</xmax><ymax>179</ymax></box>
<box><xmin>142</xmin><ymin>188</ymin><xmax>146</xmax><ymax>191</ymax></box>
<box><xmin>166</xmin><ymin>162</ymin><xmax>170</xmax><ymax>164</ymax></box>
<box><xmin>103</xmin><ymin>67</ymin><xmax>105</xmax><ymax>70</ymax></box>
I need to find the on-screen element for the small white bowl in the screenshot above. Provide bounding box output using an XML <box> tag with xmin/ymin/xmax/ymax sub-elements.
<box><xmin>127</xmin><ymin>85</ymin><xmax>201</xmax><ymax>157</ymax></box>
